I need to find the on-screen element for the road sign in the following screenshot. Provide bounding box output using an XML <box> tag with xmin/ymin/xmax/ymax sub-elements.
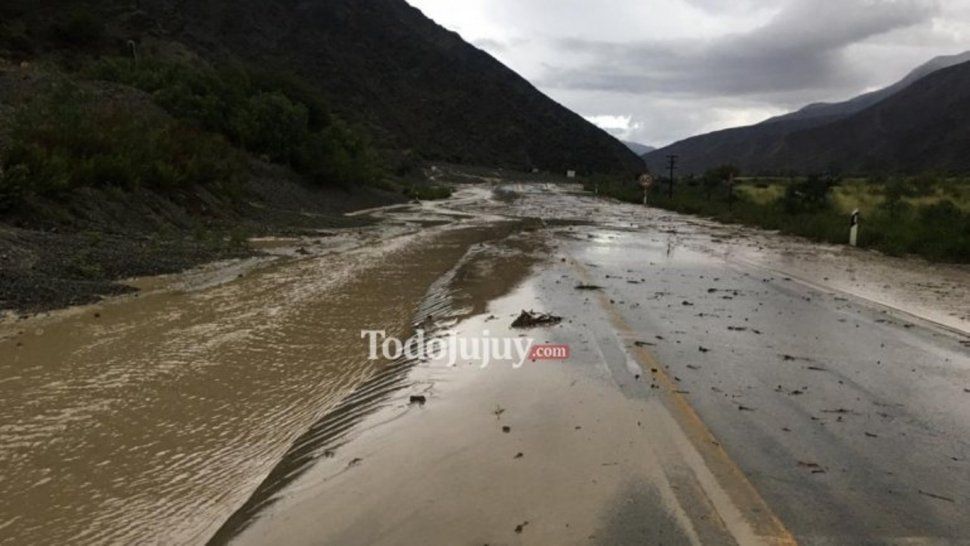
<box><xmin>639</xmin><ymin>174</ymin><xmax>654</xmax><ymax>205</ymax></box>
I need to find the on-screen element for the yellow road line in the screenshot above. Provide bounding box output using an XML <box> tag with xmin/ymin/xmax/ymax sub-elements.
<box><xmin>571</xmin><ymin>258</ymin><xmax>799</xmax><ymax>546</ymax></box>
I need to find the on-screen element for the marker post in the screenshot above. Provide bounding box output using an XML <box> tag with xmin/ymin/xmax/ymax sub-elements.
<box><xmin>849</xmin><ymin>209</ymin><xmax>860</xmax><ymax>247</ymax></box>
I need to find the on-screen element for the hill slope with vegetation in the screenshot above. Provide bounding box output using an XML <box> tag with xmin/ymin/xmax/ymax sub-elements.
<box><xmin>1</xmin><ymin>0</ymin><xmax>641</xmax><ymax>176</ymax></box>
<box><xmin>1</xmin><ymin>0</ymin><xmax>643</xmax><ymax>310</ymax></box>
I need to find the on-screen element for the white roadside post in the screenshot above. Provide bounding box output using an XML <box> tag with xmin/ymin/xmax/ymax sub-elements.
<box><xmin>849</xmin><ymin>209</ymin><xmax>860</xmax><ymax>247</ymax></box>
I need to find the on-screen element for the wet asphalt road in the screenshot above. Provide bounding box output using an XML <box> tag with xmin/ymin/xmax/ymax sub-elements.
<box><xmin>5</xmin><ymin>183</ymin><xmax>966</xmax><ymax>545</ymax></box>
<box><xmin>222</xmin><ymin>185</ymin><xmax>970</xmax><ymax>546</ymax></box>
<box><xmin>558</xmin><ymin>224</ymin><xmax>970</xmax><ymax>544</ymax></box>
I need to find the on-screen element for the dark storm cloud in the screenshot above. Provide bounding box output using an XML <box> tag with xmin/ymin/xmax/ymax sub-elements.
<box><xmin>542</xmin><ymin>0</ymin><xmax>940</xmax><ymax>98</ymax></box>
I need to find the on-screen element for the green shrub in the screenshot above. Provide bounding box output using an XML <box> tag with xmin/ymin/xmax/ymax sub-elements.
<box><xmin>913</xmin><ymin>200</ymin><xmax>970</xmax><ymax>260</ymax></box>
<box><xmin>589</xmin><ymin>175</ymin><xmax>969</xmax><ymax>263</ymax></box>
<box><xmin>296</xmin><ymin>121</ymin><xmax>382</xmax><ymax>188</ymax></box>
<box><xmin>782</xmin><ymin>174</ymin><xmax>838</xmax><ymax>213</ymax></box>
<box><xmin>88</xmin><ymin>57</ymin><xmax>382</xmax><ymax>187</ymax></box>
<box><xmin>0</xmin><ymin>86</ymin><xmax>242</xmax><ymax>211</ymax></box>
<box><xmin>232</xmin><ymin>92</ymin><xmax>309</xmax><ymax>162</ymax></box>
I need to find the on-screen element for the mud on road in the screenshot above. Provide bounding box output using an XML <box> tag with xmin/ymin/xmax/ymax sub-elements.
<box><xmin>1</xmin><ymin>182</ymin><xmax>968</xmax><ymax>545</ymax></box>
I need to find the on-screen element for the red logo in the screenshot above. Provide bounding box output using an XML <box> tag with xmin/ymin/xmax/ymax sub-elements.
<box><xmin>529</xmin><ymin>344</ymin><xmax>570</xmax><ymax>361</ymax></box>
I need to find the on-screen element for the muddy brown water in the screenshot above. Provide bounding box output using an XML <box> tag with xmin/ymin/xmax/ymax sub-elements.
<box><xmin>0</xmin><ymin>215</ymin><xmax>534</xmax><ymax>544</ymax></box>
<box><xmin>2</xmin><ymin>184</ymin><xmax>968</xmax><ymax>544</ymax></box>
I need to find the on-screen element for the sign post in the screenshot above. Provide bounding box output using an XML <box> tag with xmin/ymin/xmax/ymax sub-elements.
<box><xmin>849</xmin><ymin>209</ymin><xmax>860</xmax><ymax>247</ymax></box>
<box><xmin>638</xmin><ymin>174</ymin><xmax>654</xmax><ymax>205</ymax></box>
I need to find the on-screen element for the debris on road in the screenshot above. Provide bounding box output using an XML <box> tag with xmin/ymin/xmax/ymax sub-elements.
<box><xmin>515</xmin><ymin>521</ymin><xmax>530</xmax><ymax>534</ymax></box>
<box><xmin>918</xmin><ymin>489</ymin><xmax>956</xmax><ymax>503</ymax></box>
<box><xmin>409</xmin><ymin>395</ymin><xmax>427</xmax><ymax>405</ymax></box>
<box><xmin>575</xmin><ymin>284</ymin><xmax>603</xmax><ymax>290</ymax></box>
<box><xmin>502</xmin><ymin>426</ymin><xmax>511</xmax><ymax>433</ymax></box>
<box><xmin>797</xmin><ymin>461</ymin><xmax>826</xmax><ymax>474</ymax></box>
<box><xmin>781</xmin><ymin>354</ymin><xmax>813</xmax><ymax>362</ymax></box>
<box><xmin>511</xmin><ymin>310</ymin><xmax>562</xmax><ymax>328</ymax></box>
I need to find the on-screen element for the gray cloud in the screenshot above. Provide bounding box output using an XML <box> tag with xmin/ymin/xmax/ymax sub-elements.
<box><xmin>543</xmin><ymin>0</ymin><xmax>940</xmax><ymax>99</ymax></box>
<box><xmin>682</xmin><ymin>0</ymin><xmax>777</xmax><ymax>14</ymax></box>
<box><xmin>408</xmin><ymin>0</ymin><xmax>964</xmax><ymax>146</ymax></box>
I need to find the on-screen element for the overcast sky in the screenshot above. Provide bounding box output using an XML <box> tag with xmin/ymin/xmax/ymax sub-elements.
<box><xmin>405</xmin><ymin>0</ymin><xmax>970</xmax><ymax>147</ymax></box>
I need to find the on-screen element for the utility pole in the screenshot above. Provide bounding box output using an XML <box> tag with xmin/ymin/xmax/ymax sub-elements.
<box><xmin>666</xmin><ymin>155</ymin><xmax>678</xmax><ymax>198</ymax></box>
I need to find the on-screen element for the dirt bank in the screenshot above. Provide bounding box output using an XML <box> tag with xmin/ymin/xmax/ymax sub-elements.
<box><xmin>0</xmin><ymin>161</ymin><xmax>403</xmax><ymax>315</ymax></box>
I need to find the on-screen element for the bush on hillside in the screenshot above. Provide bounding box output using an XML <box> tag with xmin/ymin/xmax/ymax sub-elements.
<box><xmin>89</xmin><ymin>57</ymin><xmax>382</xmax><ymax>187</ymax></box>
<box><xmin>295</xmin><ymin>120</ymin><xmax>382</xmax><ymax>188</ymax></box>
<box><xmin>0</xmin><ymin>86</ymin><xmax>242</xmax><ymax>212</ymax></box>
<box><xmin>781</xmin><ymin>174</ymin><xmax>838</xmax><ymax>213</ymax></box>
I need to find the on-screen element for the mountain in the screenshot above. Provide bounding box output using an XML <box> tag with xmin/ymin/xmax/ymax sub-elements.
<box><xmin>644</xmin><ymin>51</ymin><xmax>970</xmax><ymax>175</ymax></box>
<box><xmin>144</xmin><ymin>0</ymin><xmax>644</xmax><ymax>174</ymax></box>
<box><xmin>0</xmin><ymin>0</ymin><xmax>642</xmax><ymax>175</ymax></box>
<box><xmin>766</xmin><ymin>50</ymin><xmax>970</xmax><ymax>124</ymax></box>
<box><xmin>756</xmin><ymin>60</ymin><xmax>970</xmax><ymax>174</ymax></box>
<box><xmin>622</xmin><ymin>141</ymin><xmax>655</xmax><ymax>156</ymax></box>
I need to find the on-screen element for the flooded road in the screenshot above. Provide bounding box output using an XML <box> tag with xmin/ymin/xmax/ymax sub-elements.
<box><xmin>0</xmin><ymin>193</ymin><xmax>533</xmax><ymax>544</ymax></box>
<box><xmin>2</xmin><ymin>182</ymin><xmax>968</xmax><ymax>544</ymax></box>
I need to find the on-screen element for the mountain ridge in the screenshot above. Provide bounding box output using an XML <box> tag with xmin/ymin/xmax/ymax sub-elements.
<box><xmin>143</xmin><ymin>0</ymin><xmax>644</xmax><ymax>174</ymax></box>
<box><xmin>1</xmin><ymin>0</ymin><xmax>643</xmax><ymax>176</ymax></box>
<box><xmin>765</xmin><ymin>50</ymin><xmax>970</xmax><ymax>125</ymax></box>
<box><xmin>644</xmin><ymin>51</ymin><xmax>970</xmax><ymax>174</ymax></box>
<box><xmin>623</xmin><ymin>141</ymin><xmax>655</xmax><ymax>156</ymax></box>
